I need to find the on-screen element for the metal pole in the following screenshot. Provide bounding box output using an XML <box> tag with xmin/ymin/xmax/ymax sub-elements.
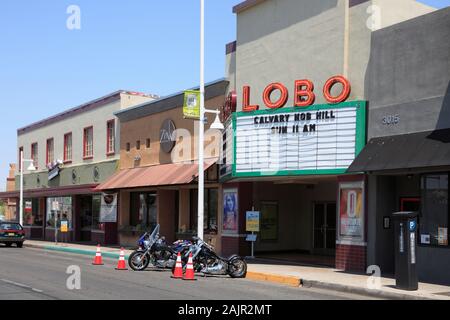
<box><xmin>19</xmin><ymin>150</ymin><xmax>24</xmax><ymax>225</ymax></box>
<box><xmin>197</xmin><ymin>0</ymin><xmax>205</xmax><ymax>241</ymax></box>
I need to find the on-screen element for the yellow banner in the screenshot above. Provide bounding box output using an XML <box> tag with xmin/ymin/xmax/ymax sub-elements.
<box><xmin>183</xmin><ymin>90</ymin><xmax>200</xmax><ymax>119</ymax></box>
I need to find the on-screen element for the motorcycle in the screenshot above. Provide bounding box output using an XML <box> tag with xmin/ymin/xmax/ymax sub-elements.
<box><xmin>128</xmin><ymin>224</ymin><xmax>192</xmax><ymax>271</ymax></box>
<box><xmin>180</xmin><ymin>236</ymin><xmax>247</xmax><ymax>278</ymax></box>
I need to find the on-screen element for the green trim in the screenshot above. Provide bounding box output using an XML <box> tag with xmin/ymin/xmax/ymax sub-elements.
<box><xmin>41</xmin><ymin>245</ymin><xmax>129</xmax><ymax>259</ymax></box>
<box><xmin>231</xmin><ymin>101</ymin><xmax>367</xmax><ymax>178</ymax></box>
<box><xmin>355</xmin><ymin>101</ymin><xmax>367</xmax><ymax>156</ymax></box>
<box><xmin>232</xmin><ymin>113</ymin><xmax>237</xmax><ymax>177</ymax></box>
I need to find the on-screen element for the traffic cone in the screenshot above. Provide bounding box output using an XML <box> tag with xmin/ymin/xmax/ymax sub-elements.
<box><xmin>92</xmin><ymin>244</ymin><xmax>104</xmax><ymax>265</ymax></box>
<box><xmin>171</xmin><ymin>252</ymin><xmax>183</xmax><ymax>279</ymax></box>
<box><xmin>183</xmin><ymin>252</ymin><xmax>197</xmax><ymax>281</ymax></box>
<box><xmin>115</xmin><ymin>248</ymin><xmax>128</xmax><ymax>270</ymax></box>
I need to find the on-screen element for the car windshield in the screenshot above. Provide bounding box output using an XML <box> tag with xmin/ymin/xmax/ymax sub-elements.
<box><xmin>0</xmin><ymin>223</ymin><xmax>22</xmax><ymax>231</ymax></box>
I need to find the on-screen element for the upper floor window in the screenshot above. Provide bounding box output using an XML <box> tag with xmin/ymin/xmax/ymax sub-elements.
<box><xmin>136</xmin><ymin>140</ymin><xmax>141</xmax><ymax>150</ymax></box>
<box><xmin>64</xmin><ymin>133</ymin><xmax>72</xmax><ymax>163</ymax></box>
<box><xmin>46</xmin><ymin>138</ymin><xmax>54</xmax><ymax>166</ymax></box>
<box><xmin>83</xmin><ymin>126</ymin><xmax>94</xmax><ymax>159</ymax></box>
<box><xmin>107</xmin><ymin>120</ymin><xmax>115</xmax><ymax>155</ymax></box>
<box><xmin>31</xmin><ymin>143</ymin><xmax>38</xmax><ymax>169</ymax></box>
<box><xmin>146</xmin><ymin>138</ymin><xmax>151</xmax><ymax>149</ymax></box>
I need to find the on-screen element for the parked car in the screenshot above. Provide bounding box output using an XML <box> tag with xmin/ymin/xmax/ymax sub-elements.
<box><xmin>0</xmin><ymin>222</ymin><xmax>25</xmax><ymax>248</ymax></box>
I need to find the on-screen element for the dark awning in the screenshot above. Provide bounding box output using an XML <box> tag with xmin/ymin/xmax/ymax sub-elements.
<box><xmin>347</xmin><ymin>129</ymin><xmax>450</xmax><ymax>173</ymax></box>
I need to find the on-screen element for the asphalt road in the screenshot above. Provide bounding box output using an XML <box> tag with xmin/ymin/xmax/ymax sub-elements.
<box><xmin>0</xmin><ymin>246</ymin><xmax>375</xmax><ymax>300</ymax></box>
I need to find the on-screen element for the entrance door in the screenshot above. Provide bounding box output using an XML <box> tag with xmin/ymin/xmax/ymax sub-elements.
<box><xmin>313</xmin><ymin>203</ymin><xmax>336</xmax><ymax>255</ymax></box>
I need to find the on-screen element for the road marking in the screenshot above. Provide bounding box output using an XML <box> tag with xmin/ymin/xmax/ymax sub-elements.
<box><xmin>1</xmin><ymin>278</ymin><xmax>44</xmax><ymax>294</ymax></box>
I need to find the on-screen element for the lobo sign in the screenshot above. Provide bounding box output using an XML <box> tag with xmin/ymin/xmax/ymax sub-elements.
<box><xmin>242</xmin><ymin>75</ymin><xmax>351</xmax><ymax>112</ymax></box>
<box><xmin>232</xmin><ymin>100</ymin><xmax>366</xmax><ymax>177</ymax></box>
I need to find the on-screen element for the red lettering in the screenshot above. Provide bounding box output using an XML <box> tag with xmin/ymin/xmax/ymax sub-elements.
<box><xmin>323</xmin><ymin>75</ymin><xmax>351</xmax><ymax>104</ymax></box>
<box><xmin>262</xmin><ymin>83</ymin><xmax>289</xmax><ymax>109</ymax></box>
<box><xmin>242</xmin><ymin>86</ymin><xmax>259</xmax><ymax>112</ymax></box>
<box><xmin>294</xmin><ymin>80</ymin><xmax>315</xmax><ymax>107</ymax></box>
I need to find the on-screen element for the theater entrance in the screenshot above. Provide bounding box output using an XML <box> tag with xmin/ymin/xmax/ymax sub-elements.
<box><xmin>312</xmin><ymin>202</ymin><xmax>336</xmax><ymax>256</ymax></box>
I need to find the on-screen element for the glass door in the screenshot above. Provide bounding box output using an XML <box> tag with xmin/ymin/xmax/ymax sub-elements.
<box><xmin>313</xmin><ymin>202</ymin><xmax>337</xmax><ymax>255</ymax></box>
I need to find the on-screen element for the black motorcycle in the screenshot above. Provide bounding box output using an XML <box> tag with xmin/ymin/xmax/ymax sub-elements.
<box><xmin>128</xmin><ymin>224</ymin><xmax>192</xmax><ymax>271</ymax></box>
<box><xmin>180</xmin><ymin>236</ymin><xmax>247</xmax><ymax>278</ymax></box>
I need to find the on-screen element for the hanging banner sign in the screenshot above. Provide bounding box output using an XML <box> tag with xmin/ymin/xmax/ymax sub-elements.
<box><xmin>183</xmin><ymin>90</ymin><xmax>201</xmax><ymax>120</ymax></box>
<box><xmin>100</xmin><ymin>193</ymin><xmax>117</xmax><ymax>223</ymax></box>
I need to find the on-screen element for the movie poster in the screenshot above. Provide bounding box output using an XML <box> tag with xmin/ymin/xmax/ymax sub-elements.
<box><xmin>223</xmin><ymin>189</ymin><xmax>238</xmax><ymax>234</ymax></box>
<box><xmin>339</xmin><ymin>182</ymin><xmax>364</xmax><ymax>240</ymax></box>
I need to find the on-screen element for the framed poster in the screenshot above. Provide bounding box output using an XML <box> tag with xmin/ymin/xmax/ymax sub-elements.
<box><xmin>338</xmin><ymin>181</ymin><xmax>365</xmax><ymax>243</ymax></box>
<box><xmin>260</xmin><ymin>202</ymin><xmax>278</xmax><ymax>241</ymax></box>
<box><xmin>246</xmin><ymin>211</ymin><xmax>260</xmax><ymax>232</ymax></box>
<box><xmin>100</xmin><ymin>193</ymin><xmax>118</xmax><ymax>223</ymax></box>
<box><xmin>223</xmin><ymin>189</ymin><xmax>238</xmax><ymax>234</ymax></box>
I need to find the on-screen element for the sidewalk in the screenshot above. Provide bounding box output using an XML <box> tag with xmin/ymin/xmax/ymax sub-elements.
<box><xmin>23</xmin><ymin>240</ymin><xmax>450</xmax><ymax>300</ymax></box>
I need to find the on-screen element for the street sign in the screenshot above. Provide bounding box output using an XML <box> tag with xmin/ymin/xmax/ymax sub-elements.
<box><xmin>183</xmin><ymin>90</ymin><xmax>200</xmax><ymax>119</ymax></box>
<box><xmin>246</xmin><ymin>234</ymin><xmax>257</xmax><ymax>242</ymax></box>
<box><xmin>246</xmin><ymin>211</ymin><xmax>260</xmax><ymax>232</ymax></box>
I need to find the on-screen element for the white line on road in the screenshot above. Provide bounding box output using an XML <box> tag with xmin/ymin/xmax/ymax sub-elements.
<box><xmin>1</xmin><ymin>278</ymin><xmax>44</xmax><ymax>294</ymax></box>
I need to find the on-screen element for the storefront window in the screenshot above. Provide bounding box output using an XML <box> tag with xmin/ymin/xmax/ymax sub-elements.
<box><xmin>46</xmin><ymin>197</ymin><xmax>72</xmax><ymax>229</ymax></box>
<box><xmin>190</xmin><ymin>188</ymin><xmax>218</xmax><ymax>234</ymax></box>
<box><xmin>80</xmin><ymin>195</ymin><xmax>103</xmax><ymax>232</ymax></box>
<box><xmin>23</xmin><ymin>198</ymin><xmax>43</xmax><ymax>226</ymax></box>
<box><xmin>130</xmin><ymin>192</ymin><xmax>157</xmax><ymax>231</ymax></box>
<box><xmin>420</xmin><ymin>174</ymin><xmax>449</xmax><ymax>247</ymax></box>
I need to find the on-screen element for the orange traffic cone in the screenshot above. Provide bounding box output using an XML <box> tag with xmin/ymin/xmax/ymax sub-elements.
<box><xmin>115</xmin><ymin>248</ymin><xmax>128</xmax><ymax>270</ymax></box>
<box><xmin>183</xmin><ymin>252</ymin><xmax>197</xmax><ymax>281</ymax></box>
<box><xmin>171</xmin><ymin>252</ymin><xmax>183</xmax><ymax>279</ymax></box>
<box><xmin>92</xmin><ymin>244</ymin><xmax>104</xmax><ymax>265</ymax></box>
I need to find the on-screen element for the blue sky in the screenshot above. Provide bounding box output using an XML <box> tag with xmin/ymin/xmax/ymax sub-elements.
<box><xmin>0</xmin><ymin>0</ymin><xmax>448</xmax><ymax>188</ymax></box>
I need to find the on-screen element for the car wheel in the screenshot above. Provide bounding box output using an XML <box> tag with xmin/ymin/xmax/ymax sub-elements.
<box><xmin>16</xmin><ymin>242</ymin><xmax>23</xmax><ymax>248</ymax></box>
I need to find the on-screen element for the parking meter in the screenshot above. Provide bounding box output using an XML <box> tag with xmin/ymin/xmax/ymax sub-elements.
<box><xmin>393</xmin><ymin>211</ymin><xmax>418</xmax><ymax>291</ymax></box>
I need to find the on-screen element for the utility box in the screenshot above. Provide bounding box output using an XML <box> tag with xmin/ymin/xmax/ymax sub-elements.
<box><xmin>393</xmin><ymin>211</ymin><xmax>419</xmax><ymax>291</ymax></box>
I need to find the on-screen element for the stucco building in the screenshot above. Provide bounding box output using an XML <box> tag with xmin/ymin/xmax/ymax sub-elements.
<box><xmin>0</xmin><ymin>91</ymin><xmax>157</xmax><ymax>244</ymax></box>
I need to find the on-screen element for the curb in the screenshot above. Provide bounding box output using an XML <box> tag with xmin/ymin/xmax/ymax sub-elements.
<box><xmin>24</xmin><ymin>243</ymin><xmax>130</xmax><ymax>260</ymax></box>
<box><xmin>245</xmin><ymin>271</ymin><xmax>302</xmax><ymax>287</ymax></box>
<box><xmin>301</xmin><ymin>279</ymin><xmax>438</xmax><ymax>300</ymax></box>
<box><xmin>245</xmin><ymin>270</ymin><xmax>443</xmax><ymax>300</ymax></box>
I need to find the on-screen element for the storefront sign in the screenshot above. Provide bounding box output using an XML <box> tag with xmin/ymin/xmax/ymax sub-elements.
<box><xmin>25</xmin><ymin>201</ymin><xmax>32</xmax><ymax>213</ymax></box>
<box><xmin>246</xmin><ymin>211</ymin><xmax>260</xmax><ymax>232</ymax></box>
<box><xmin>160</xmin><ymin>119</ymin><xmax>176</xmax><ymax>153</ymax></box>
<box><xmin>100</xmin><ymin>193</ymin><xmax>117</xmax><ymax>223</ymax></box>
<box><xmin>47</xmin><ymin>161</ymin><xmax>62</xmax><ymax>181</ymax></box>
<box><xmin>223</xmin><ymin>189</ymin><xmax>238</xmax><ymax>234</ymax></box>
<box><xmin>183</xmin><ymin>90</ymin><xmax>200</xmax><ymax>120</ymax></box>
<box><xmin>338</xmin><ymin>181</ymin><xmax>365</xmax><ymax>243</ymax></box>
<box><xmin>438</xmin><ymin>227</ymin><xmax>448</xmax><ymax>246</ymax></box>
<box><xmin>60</xmin><ymin>221</ymin><xmax>68</xmax><ymax>233</ymax></box>
<box><xmin>242</xmin><ymin>75</ymin><xmax>351</xmax><ymax>112</ymax></box>
<box><xmin>221</xmin><ymin>91</ymin><xmax>237</xmax><ymax>122</ymax></box>
<box><xmin>233</xmin><ymin>101</ymin><xmax>366</xmax><ymax>177</ymax></box>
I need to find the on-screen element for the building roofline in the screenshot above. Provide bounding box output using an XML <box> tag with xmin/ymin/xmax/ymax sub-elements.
<box><xmin>17</xmin><ymin>90</ymin><xmax>158</xmax><ymax>136</ymax></box>
<box><xmin>115</xmin><ymin>78</ymin><xmax>229</xmax><ymax>122</ymax></box>
<box><xmin>232</xmin><ymin>0</ymin><xmax>267</xmax><ymax>14</ymax></box>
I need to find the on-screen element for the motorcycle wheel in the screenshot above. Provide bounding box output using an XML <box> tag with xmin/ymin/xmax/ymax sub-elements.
<box><xmin>228</xmin><ymin>257</ymin><xmax>247</xmax><ymax>278</ymax></box>
<box><xmin>128</xmin><ymin>251</ymin><xmax>151</xmax><ymax>271</ymax></box>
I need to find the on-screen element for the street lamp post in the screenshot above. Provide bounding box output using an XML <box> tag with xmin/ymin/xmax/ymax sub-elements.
<box><xmin>19</xmin><ymin>150</ymin><xmax>36</xmax><ymax>226</ymax></box>
<box><xmin>198</xmin><ymin>0</ymin><xmax>205</xmax><ymax>241</ymax></box>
